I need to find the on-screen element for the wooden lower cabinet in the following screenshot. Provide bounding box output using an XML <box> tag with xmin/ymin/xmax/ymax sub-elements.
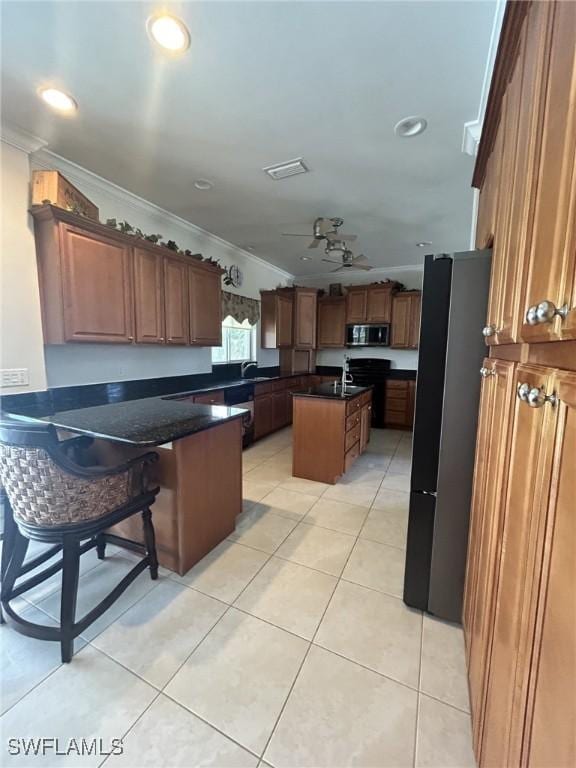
<box><xmin>465</xmin><ymin>363</ymin><xmax>576</xmax><ymax>768</ymax></box>
<box><xmin>254</xmin><ymin>393</ymin><xmax>273</xmax><ymax>439</ymax></box>
<box><xmin>464</xmin><ymin>359</ymin><xmax>517</xmax><ymax>754</ymax></box>
<box><xmin>384</xmin><ymin>379</ymin><xmax>415</xmax><ymax>429</ymax></box>
<box><xmin>292</xmin><ymin>389</ymin><xmax>372</xmax><ymax>484</ymax></box>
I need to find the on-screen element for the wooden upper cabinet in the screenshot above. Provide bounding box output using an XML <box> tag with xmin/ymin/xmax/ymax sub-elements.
<box><xmin>480</xmin><ymin>363</ymin><xmax>558</xmax><ymax>768</ymax></box>
<box><xmin>522</xmin><ymin>371</ymin><xmax>576</xmax><ymax>768</ymax></box>
<box><xmin>391</xmin><ymin>291</ymin><xmax>421</xmax><ymax>349</ymax></box>
<box><xmin>260</xmin><ymin>290</ymin><xmax>293</xmax><ymax>349</ymax></box>
<box><xmin>293</xmin><ymin>287</ymin><xmax>318</xmax><ymax>349</ymax></box>
<box><xmin>346</xmin><ymin>287</ymin><xmax>368</xmax><ymax>324</ymax></box>
<box><xmin>519</xmin><ymin>0</ymin><xmax>576</xmax><ymax>343</ymax></box>
<box><xmin>134</xmin><ymin>247</ymin><xmax>164</xmax><ymax>343</ymax></box>
<box><xmin>475</xmin><ymin>129</ymin><xmax>501</xmax><ymax>250</ymax></box>
<box><xmin>189</xmin><ymin>266</ymin><xmax>221</xmax><ymax>346</ymax></box>
<box><xmin>318</xmin><ymin>297</ymin><xmax>346</xmax><ymax>348</ymax></box>
<box><xmin>163</xmin><ymin>257</ymin><xmax>189</xmax><ymax>345</ymax></box>
<box><xmin>59</xmin><ymin>223</ymin><xmax>134</xmax><ymax>343</ymax></box>
<box><xmin>366</xmin><ymin>285</ymin><xmax>393</xmax><ymax>323</ymax></box>
<box><xmin>346</xmin><ymin>284</ymin><xmax>396</xmax><ymax>324</ymax></box>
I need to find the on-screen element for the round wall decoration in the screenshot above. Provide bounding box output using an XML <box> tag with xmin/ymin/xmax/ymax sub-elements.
<box><xmin>224</xmin><ymin>265</ymin><xmax>243</xmax><ymax>288</ymax></box>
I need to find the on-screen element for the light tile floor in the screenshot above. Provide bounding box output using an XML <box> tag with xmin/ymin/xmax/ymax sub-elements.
<box><xmin>1</xmin><ymin>427</ymin><xmax>475</xmax><ymax>768</ymax></box>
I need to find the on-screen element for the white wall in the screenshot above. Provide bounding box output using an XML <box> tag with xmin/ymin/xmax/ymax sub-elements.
<box><xmin>301</xmin><ymin>267</ymin><xmax>424</xmax><ymax>370</ymax></box>
<box><xmin>0</xmin><ymin>136</ymin><xmax>291</xmax><ymax>392</ymax></box>
<box><xmin>0</xmin><ymin>141</ymin><xmax>47</xmax><ymax>393</ymax></box>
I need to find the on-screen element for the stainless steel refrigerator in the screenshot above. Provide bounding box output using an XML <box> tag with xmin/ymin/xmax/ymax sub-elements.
<box><xmin>403</xmin><ymin>250</ymin><xmax>491</xmax><ymax>623</ymax></box>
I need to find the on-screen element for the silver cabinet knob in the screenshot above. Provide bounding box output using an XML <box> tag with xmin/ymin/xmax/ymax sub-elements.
<box><xmin>526</xmin><ymin>306</ymin><xmax>539</xmax><ymax>325</ymax></box>
<box><xmin>480</xmin><ymin>367</ymin><xmax>496</xmax><ymax>378</ymax></box>
<box><xmin>482</xmin><ymin>324</ymin><xmax>497</xmax><ymax>337</ymax></box>
<box><xmin>517</xmin><ymin>382</ymin><xmax>531</xmax><ymax>402</ymax></box>
<box><xmin>527</xmin><ymin>386</ymin><xmax>557</xmax><ymax>409</ymax></box>
<box><xmin>535</xmin><ymin>300</ymin><xmax>570</xmax><ymax>324</ymax></box>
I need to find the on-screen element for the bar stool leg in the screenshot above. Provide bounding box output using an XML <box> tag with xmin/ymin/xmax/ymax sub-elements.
<box><xmin>1</xmin><ymin>525</ymin><xmax>28</xmax><ymax>618</ymax></box>
<box><xmin>60</xmin><ymin>535</ymin><xmax>80</xmax><ymax>663</ymax></box>
<box><xmin>95</xmin><ymin>532</ymin><xmax>106</xmax><ymax>560</ymax></box>
<box><xmin>142</xmin><ymin>508</ymin><xmax>158</xmax><ymax>580</ymax></box>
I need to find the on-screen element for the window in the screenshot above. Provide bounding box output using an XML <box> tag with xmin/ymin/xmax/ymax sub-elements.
<box><xmin>212</xmin><ymin>315</ymin><xmax>256</xmax><ymax>364</ymax></box>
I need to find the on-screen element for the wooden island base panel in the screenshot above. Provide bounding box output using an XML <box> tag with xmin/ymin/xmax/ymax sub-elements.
<box><xmin>292</xmin><ymin>386</ymin><xmax>372</xmax><ymax>484</ymax></box>
<box><xmin>97</xmin><ymin>417</ymin><xmax>242</xmax><ymax>575</ymax></box>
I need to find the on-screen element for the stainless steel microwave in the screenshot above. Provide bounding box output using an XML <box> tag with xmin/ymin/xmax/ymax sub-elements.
<box><xmin>346</xmin><ymin>324</ymin><xmax>390</xmax><ymax>347</ymax></box>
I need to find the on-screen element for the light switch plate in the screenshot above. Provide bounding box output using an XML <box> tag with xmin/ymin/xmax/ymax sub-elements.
<box><xmin>1</xmin><ymin>368</ymin><xmax>29</xmax><ymax>387</ymax></box>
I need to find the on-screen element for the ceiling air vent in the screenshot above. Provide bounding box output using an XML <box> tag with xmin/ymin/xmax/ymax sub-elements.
<box><xmin>263</xmin><ymin>158</ymin><xmax>309</xmax><ymax>180</ymax></box>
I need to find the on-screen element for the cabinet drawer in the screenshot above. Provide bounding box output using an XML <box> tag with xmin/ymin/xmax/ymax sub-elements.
<box><xmin>345</xmin><ymin>423</ymin><xmax>361</xmax><ymax>452</ymax></box>
<box><xmin>193</xmin><ymin>390</ymin><xmax>225</xmax><ymax>405</ymax></box>
<box><xmin>385</xmin><ymin>409</ymin><xmax>408</xmax><ymax>425</ymax></box>
<box><xmin>345</xmin><ymin>441</ymin><xmax>360</xmax><ymax>472</ymax></box>
<box><xmin>387</xmin><ymin>380</ymin><xmax>410</xmax><ymax>391</ymax></box>
<box><xmin>272</xmin><ymin>379</ymin><xmax>288</xmax><ymax>392</ymax></box>
<box><xmin>346</xmin><ymin>412</ymin><xmax>361</xmax><ymax>431</ymax></box>
<box><xmin>360</xmin><ymin>391</ymin><xmax>372</xmax><ymax>406</ymax></box>
<box><xmin>346</xmin><ymin>397</ymin><xmax>362</xmax><ymax>416</ymax></box>
<box><xmin>255</xmin><ymin>381</ymin><xmax>274</xmax><ymax>395</ymax></box>
<box><xmin>386</xmin><ymin>396</ymin><xmax>408</xmax><ymax>413</ymax></box>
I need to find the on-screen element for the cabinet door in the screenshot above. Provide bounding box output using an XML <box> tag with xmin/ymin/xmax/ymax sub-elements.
<box><xmin>277</xmin><ymin>294</ymin><xmax>293</xmax><ymax>348</ymax></box>
<box><xmin>391</xmin><ymin>294</ymin><xmax>412</xmax><ymax>348</ymax></box>
<box><xmin>134</xmin><ymin>248</ymin><xmax>164</xmax><ymax>344</ymax></box>
<box><xmin>294</xmin><ymin>289</ymin><xmax>317</xmax><ymax>349</ymax></box>
<box><xmin>189</xmin><ymin>267</ymin><xmax>221</xmax><ymax>346</ymax></box>
<box><xmin>272</xmin><ymin>390</ymin><xmax>288</xmax><ymax>430</ymax></box>
<box><xmin>409</xmin><ymin>294</ymin><xmax>421</xmax><ymax>348</ymax></box>
<box><xmin>318</xmin><ymin>298</ymin><xmax>346</xmax><ymax>348</ymax></box>
<box><xmin>480</xmin><ymin>364</ymin><xmax>558</xmax><ymax>768</ymax></box>
<box><xmin>523</xmin><ymin>371</ymin><xmax>576</xmax><ymax>768</ymax></box>
<box><xmin>463</xmin><ymin>359</ymin><xmax>516</xmax><ymax>757</ymax></box>
<box><xmin>366</xmin><ymin>286</ymin><xmax>392</xmax><ymax>323</ymax></box>
<box><xmin>346</xmin><ymin>289</ymin><xmax>367</xmax><ymax>324</ymax></box>
<box><xmin>254</xmin><ymin>394</ymin><xmax>273</xmax><ymax>439</ymax></box>
<box><xmin>476</xmin><ymin>127</ymin><xmax>501</xmax><ymax>250</ymax></box>
<box><xmin>163</xmin><ymin>257</ymin><xmax>189</xmax><ymax>345</ymax></box>
<box><xmin>519</xmin><ymin>0</ymin><xmax>576</xmax><ymax>343</ymax></box>
<box><xmin>359</xmin><ymin>404</ymin><xmax>371</xmax><ymax>452</ymax></box>
<box><xmin>60</xmin><ymin>224</ymin><xmax>134</xmax><ymax>343</ymax></box>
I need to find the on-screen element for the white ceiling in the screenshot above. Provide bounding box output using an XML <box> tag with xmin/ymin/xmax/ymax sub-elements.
<box><xmin>1</xmin><ymin>1</ymin><xmax>497</xmax><ymax>277</ymax></box>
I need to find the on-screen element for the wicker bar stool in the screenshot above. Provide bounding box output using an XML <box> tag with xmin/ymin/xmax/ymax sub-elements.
<box><xmin>0</xmin><ymin>419</ymin><xmax>160</xmax><ymax>662</ymax></box>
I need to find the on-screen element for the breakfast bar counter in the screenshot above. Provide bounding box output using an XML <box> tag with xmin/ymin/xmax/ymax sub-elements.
<box><xmin>8</xmin><ymin>397</ymin><xmax>246</xmax><ymax>575</ymax></box>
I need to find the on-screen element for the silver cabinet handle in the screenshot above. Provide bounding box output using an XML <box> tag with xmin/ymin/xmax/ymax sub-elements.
<box><xmin>527</xmin><ymin>387</ymin><xmax>557</xmax><ymax>409</ymax></box>
<box><xmin>517</xmin><ymin>382</ymin><xmax>531</xmax><ymax>401</ymax></box>
<box><xmin>482</xmin><ymin>324</ymin><xmax>499</xmax><ymax>337</ymax></box>
<box><xmin>535</xmin><ymin>300</ymin><xmax>570</xmax><ymax>324</ymax></box>
<box><xmin>517</xmin><ymin>382</ymin><xmax>557</xmax><ymax>408</ymax></box>
<box><xmin>526</xmin><ymin>306</ymin><xmax>539</xmax><ymax>325</ymax></box>
<box><xmin>480</xmin><ymin>367</ymin><xmax>496</xmax><ymax>378</ymax></box>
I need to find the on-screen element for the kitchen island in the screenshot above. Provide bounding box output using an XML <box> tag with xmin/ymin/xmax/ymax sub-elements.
<box><xmin>9</xmin><ymin>396</ymin><xmax>246</xmax><ymax>575</ymax></box>
<box><xmin>292</xmin><ymin>384</ymin><xmax>373</xmax><ymax>484</ymax></box>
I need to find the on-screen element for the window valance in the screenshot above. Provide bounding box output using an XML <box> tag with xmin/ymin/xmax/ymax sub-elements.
<box><xmin>221</xmin><ymin>291</ymin><xmax>260</xmax><ymax>326</ymax></box>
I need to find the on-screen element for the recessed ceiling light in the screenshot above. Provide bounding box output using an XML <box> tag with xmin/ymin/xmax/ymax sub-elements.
<box><xmin>147</xmin><ymin>13</ymin><xmax>190</xmax><ymax>53</ymax></box>
<box><xmin>300</xmin><ymin>255</ymin><xmax>311</xmax><ymax>261</ymax></box>
<box><xmin>193</xmin><ymin>179</ymin><xmax>213</xmax><ymax>191</ymax></box>
<box><xmin>416</xmin><ymin>241</ymin><xmax>432</xmax><ymax>247</ymax></box>
<box><xmin>394</xmin><ymin>116</ymin><xmax>428</xmax><ymax>138</ymax></box>
<box><xmin>38</xmin><ymin>87</ymin><xmax>77</xmax><ymax>114</ymax></box>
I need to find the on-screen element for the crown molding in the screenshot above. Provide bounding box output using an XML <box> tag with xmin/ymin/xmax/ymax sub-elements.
<box><xmin>1</xmin><ymin>123</ymin><xmax>48</xmax><ymax>154</ymax></box>
<box><xmin>296</xmin><ymin>263</ymin><xmax>424</xmax><ymax>281</ymax></box>
<box><xmin>31</xmin><ymin>147</ymin><xmax>295</xmax><ymax>280</ymax></box>
<box><xmin>462</xmin><ymin>120</ymin><xmax>481</xmax><ymax>157</ymax></box>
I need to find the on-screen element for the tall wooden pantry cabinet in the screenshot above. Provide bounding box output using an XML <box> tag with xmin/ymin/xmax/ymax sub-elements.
<box><xmin>463</xmin><ymin>2</ymin><xmax>575</xmax><ymax>767</ymax></box>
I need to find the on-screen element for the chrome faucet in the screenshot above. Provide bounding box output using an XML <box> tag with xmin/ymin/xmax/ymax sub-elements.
<box><xmin>241</xmin><ymin>361</ymin><xmax>258</xmax><ymax>378</ymax></box>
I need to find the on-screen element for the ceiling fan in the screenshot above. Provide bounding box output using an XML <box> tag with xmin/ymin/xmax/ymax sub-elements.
<box><xmin>322</xmin><ymin>242</ymin><xmax>373</xmax><ymax>272</ymax></box>
<box><xmin>282</xmin><ymin>216</ymin><xmax>357</xmax><ymax>249</ymax></box>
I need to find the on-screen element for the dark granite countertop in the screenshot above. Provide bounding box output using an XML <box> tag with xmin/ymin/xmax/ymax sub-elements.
<box><xmin>292</xmin><ymin>384</ymin><xmax>373</xmax><ymax>400</ymax></box>
<box><xmin>9</xmin><ymin>397</ymin><xmax>247</xmax><ymax>447</ymax></box>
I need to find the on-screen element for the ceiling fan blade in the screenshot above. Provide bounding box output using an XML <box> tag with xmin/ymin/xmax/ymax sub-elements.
<box><xmin>331</xmin><ymin>266</ymin><xmax>346</xmax><ymax>272</ymax></box>
<box><xmin>325</xmin><ymin>232</ymin><xmax>357</xmax><ymax>242</ymax></box>
<box><xmin>282</xmin><ymin>233</ymin><xmax>311</xmax><ymax>237</ymax></box>
<box><xmin>351</xmin><ymin>254</ymin><xmax>369</xmax><ymax>263</ymax></box>
<box><xmin>322</xmin><ymin>258</ymin><xmax>341</xmax><ymax>264</ymax></box>
<box><xmin>308</xmin><ymin>239</ymin><xmax>321</xmax><ymax>249</ymax></box>
<box><xmin>355</xmin><ymin>264</ymin><xmax>373</xmax><ymax>271</ymax></box>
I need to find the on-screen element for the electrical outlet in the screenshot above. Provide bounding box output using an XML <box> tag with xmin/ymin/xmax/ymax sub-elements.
<box><xmin>1</xmin><ymin>368</ymin><xmax>29</xmax><ymax>387</ymax></box>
